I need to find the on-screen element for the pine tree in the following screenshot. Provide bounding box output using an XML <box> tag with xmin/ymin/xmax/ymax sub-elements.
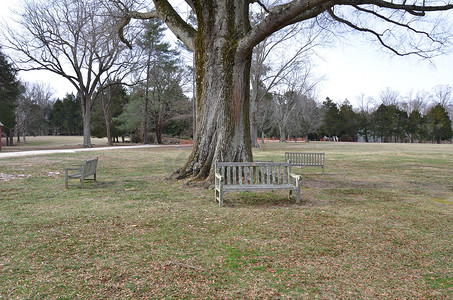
<box><xmin>424</xmin><ymin>104</ymin><xmax>453</xmax><ymax>143</ymax></box>
<box><xmin>133</xmin><ymin>19</ymin><xmax>188</xmax><ymax>144</ymax></box>
<box><xmin>0</xmin><ymin>49</ymin><xmax>22</xmax><ymax>145</ymax></box>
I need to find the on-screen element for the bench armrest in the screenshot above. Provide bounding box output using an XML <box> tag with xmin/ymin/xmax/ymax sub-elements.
<box><xmin>65</xmin><ymin>167</ymin><xmax>82</xmax><ymax>170</ymax></box>
<box><xmin>215</xmin><ymin>172</ymin><xmax>224</xmax><ymax>190</ymax></box>
<box><xmin>290</xmin><ymin>173</ymin><xmax>301</xmax><ymax>181</ymax></box>
<box><xmin>215</xmin><ymin>172</ymin><xmax>224</xmax><ymax>182</ymax></box>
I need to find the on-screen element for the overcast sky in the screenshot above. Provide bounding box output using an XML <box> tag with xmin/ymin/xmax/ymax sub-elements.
<box><xmin>1</xmin><ymin>0</ymin><xmax>452</xmax><ymax>107</ymax></box>
<box><xmin>314</xmin><ymin>36</ymin><xmax>453</xmax><ymax>105</ymax></box>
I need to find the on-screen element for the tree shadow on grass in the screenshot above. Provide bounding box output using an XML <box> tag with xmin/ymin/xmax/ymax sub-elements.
<box><xmin>221</xmin><ymin>191</ymin><xmax>300</xmax><ymax>208</ymax></box>
<box><xmin>96</xmin><ymin>180</ymin><xmax>118</xmax><ymax>188</ymax></box>
<box><xmin>64</xmin><ymin>179</ymin><xmax>118</xmax><ymax>189</ymax></box>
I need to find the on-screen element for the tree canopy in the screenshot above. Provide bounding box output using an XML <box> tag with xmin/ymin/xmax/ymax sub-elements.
<box><xmin>114</xmin><ymin>0</ymin><xmax>453</xmax><ymax>182</ymax></box>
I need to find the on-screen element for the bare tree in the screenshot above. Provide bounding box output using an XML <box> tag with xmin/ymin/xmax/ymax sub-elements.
<box><xmin>273</xmin><ymin>67</ymin><xmax>318</xmax><ymax>142</ymax></box>
<box><xmin>294</xmin><ymin>94</ymin><xmax>323</xmax><ymax>141</ymax></box>
<box><xmin>380</xmin><ymin>87</ymin><xmax>401</xmax><ymax>106</ymax></box>
<box><xmin>255</xmin><ymin>94</ymin><xmax>275</xmax><ymax>143</ymax></box>
<box><xmin>4</xmin><ymin>0</ymin><xmax>131</xmax><ymax>147</ymax></box>
<box><xmin>250</xmin><ymin>9</ymin><xmax>327</xmax><ymax>147</ymax></box>
<box><xmin>115</xmin><ymin>0</ymin><xmax>453</xmax><ymax>182</ymax></box>
<box><xmin>15</xmin><ymin>82</ymin><xmax>55</xmax><ymax>142</ymax></box>
<box><xmin>401</xmin><ymin>89</ymin><xmax>429</xmax><ymax>114</ymax></box>
<box><xmin>432</xmin><ymin>84</ymin><xmax>452</xmax><ymax>107</ymax></box>
<box><xmin>432</xmin><ymin>84</ymin><xmax>453</xmax><ymax>137</ymax></box>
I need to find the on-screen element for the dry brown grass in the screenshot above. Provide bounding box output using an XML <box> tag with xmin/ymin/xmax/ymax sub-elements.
<box><xmin>0</xmin><ymin>141</ymin><xmax>452</xmax><ymax>298</ymax></box>
<box><xmin>2</xmin><ymin>136</ymin><xmax>113</xmax><ymax>150</ymax></box>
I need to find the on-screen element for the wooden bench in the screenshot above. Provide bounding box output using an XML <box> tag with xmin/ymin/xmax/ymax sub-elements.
<box><xmin>214</xmin><ymin>162</ymin><xmax>301</xmax><ymax>206</ymax></box>
<box><xmin>285</xmin><ymin>152</ymin><xmax>325</xmax><ymax>175</ymax></box>
<box><xmin>64</xmin><ymin>158</ymin><xmax>98</xmax><ymax>188</ymax></box>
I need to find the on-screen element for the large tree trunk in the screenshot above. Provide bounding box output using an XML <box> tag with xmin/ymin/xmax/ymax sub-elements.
<box><xmin>175</xmin><ymin>0</ymin><xmax>253</xmax><ymax>183</ymax></box>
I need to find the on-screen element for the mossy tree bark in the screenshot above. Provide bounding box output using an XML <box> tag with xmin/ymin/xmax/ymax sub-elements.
<box><xmin>176</xmin><ymin>1</ymin><xmax>254</xmax><ymax>181</ymax></box>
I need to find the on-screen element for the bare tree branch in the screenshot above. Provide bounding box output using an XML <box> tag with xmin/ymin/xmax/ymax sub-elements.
<box><xmin>114</xmin><ymin>0</ymin><xmax>196</xmax><ymax>51</ymax></box>
<box><xmin>351</xmin><ymin>5</ymin><xmax>435</xmax><ymax>42</ymax></box>
<box><xmin>184</xmin><ymin>0</ymin><xmax>196</xmax><ymax>11</ymax></box>
<box><xmin>327</xmin><ymin>7</ymin><xmax>429</xmax><ymax>57</ymax></box>
<box><xmin>252</xmin><ymin>0</ymin><xmax>271</xmax><ymax>13</ymax></box>
<box><xmin>241</xmin><ymin>0</ymin><xmax>453</xmax><ymax>59</ymax></box>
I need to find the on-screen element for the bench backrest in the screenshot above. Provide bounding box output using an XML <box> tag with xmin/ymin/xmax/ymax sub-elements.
<box><xmin>285</xmin><ymin>152</ymin><xmax>324</xmax><ymax>166</ymax></box>
<box><xmin>82</xmin><ymin>158</ymin><xmax>98</xmax><ymax>176</ymax></box>
<box><xmin>215</xmin><ymin>162</ymin><xmax>292</xmax><ymax>185</ymax></box>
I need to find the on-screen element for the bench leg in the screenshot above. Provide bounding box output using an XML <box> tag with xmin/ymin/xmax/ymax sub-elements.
<box><xmin>215</xmin><ymin>185</ymin><xmax>224</xmax><ymax>207</ymax></box>
<box><xmin>80</xmin><ymin>176</ymin><xmax>84</xmax><ymax>189</ymax></box>
<box><xmin>219</xmin><ymin>185</ymin><xmax>224</xmax><ymax>207</ymax></box>
<box><xmin>65</xmin><ymin>173</ymin><xmax>68</xmax><ymax>189</ymax></box>
<box><xmin>296</xmin><ymin>180</ymin><xmax>301</xmax><ymax>204</ymax></box>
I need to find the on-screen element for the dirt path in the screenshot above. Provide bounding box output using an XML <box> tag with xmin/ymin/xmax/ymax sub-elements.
<box><xmin>0</xmin><ymin>144</ymin><xmax>187</xmax><ymax>159</ymax></box>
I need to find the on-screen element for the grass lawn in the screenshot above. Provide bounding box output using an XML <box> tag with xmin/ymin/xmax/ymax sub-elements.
<box><xmin>1</xmin><ymin>141</ymin><xmax>452</xmax><ymax>298</ymax></box>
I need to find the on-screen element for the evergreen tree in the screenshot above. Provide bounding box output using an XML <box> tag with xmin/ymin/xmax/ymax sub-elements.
<box><xmin>125</xmin><ymin>19</ymin><xmax>190</xmax><ymax>144</ymax></box>
<box><xmin>358</xmin><ymin>110</ymin><xmax>372</xmax><ymax>143</ymax></box>
<box><xmin>371</xmin><ymin>104</ymin><xmax>392</xmax><ymax>142</ymax></box>
<box><xmin>91</xmin><ymin>84</ymin><xmax>128</xmax><ymax>144</ymax></box>
<box><xmin>371</xmin><ymin>104</ymin><xmax>407</xmax><ymax>142</ymax></box>
<box><xmin>320</xmin><ymin>97</ymin><xmax>340</xmax><ymax>139</ymax></box>
<box><xmin>407</xmin><ymin>109</ymin><xmax>424</xmax><ymax>143</ymax></box>
<box><xmin>49</xmin><ymin>94</ymin><xmax>83</xmax><ymax>135</ymax></box>
<box><xmin>424</xmin><ymin>104</ymin><xmax>452</xmax><ymax>143</ymax></box>
<box><xmin>338</xmin><ymin>100</ymin><xmax>359</xmax><ymax>141</ymax></box>
<box><xmin>0</xmin><ymin>48</ymin><xmax>22</xmax><ymax>145</ymax></box>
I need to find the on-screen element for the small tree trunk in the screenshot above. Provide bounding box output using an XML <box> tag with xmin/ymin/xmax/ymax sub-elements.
<box><xmin>101</xmin><ymin>92</ymin><xmax>114</xmax><ymax>146</ymax></box>
<box><xmin>279</xmin><ymin>125</ymin><xmax>286</xmax><ymax>142</ymax></box>
<box><xmin>143</xmin><ymin>63</ymin><xmax>151</xmax><ymax>145</ymax></box>
<box><xmin>155</xmin><ymin>119</ymin><xmax>163</xmax><ymax>144</ymax></box>
<box><xmin>250</xmin><ymin>99</ymin><xmax>259</xmax><ymax>148</ymax></box>
<box><xmin>81</xmin><ymin>92</ymin><xmax>92</xmax><ymax>148</ymax></box>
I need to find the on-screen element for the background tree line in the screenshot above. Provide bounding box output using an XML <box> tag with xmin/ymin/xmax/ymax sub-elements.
<box><xmin>3</xmin><ymin>41</ymin><xmax>453</xmax><ymax>146</ymax></box>
<box><xmin>318</xmin><ymin>87</ymin><xmax>453</xmax><ymax>143</ymax></box>
<box><xmin>0</xmin><ymin>16</ymin><xmax>193</xmax><ymax>146</ymax></box>
<box><xmin>1</xmin><ymin>0</ymin><xmax>452</xmax><ymax>149</ymax></box>
<box><xmin>248</xmin><ymin>86</ymin><xmax>452</xmax><ymax>145</ymax></box>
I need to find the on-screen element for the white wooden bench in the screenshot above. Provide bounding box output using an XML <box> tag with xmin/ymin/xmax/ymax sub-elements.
<box><xmin>285</xmin><ymin>152</ymin><xmax>325</xmax><ymax>175</ymax></box>
<box><xmin>64</xmin><ymin>158</ymin><xmax>98</xmax><ymax>188</ymax></box>
<box><xmin>214</xmin><ymin>162</ymin><xmax>301</xmax><ymax>206</ymax></box>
